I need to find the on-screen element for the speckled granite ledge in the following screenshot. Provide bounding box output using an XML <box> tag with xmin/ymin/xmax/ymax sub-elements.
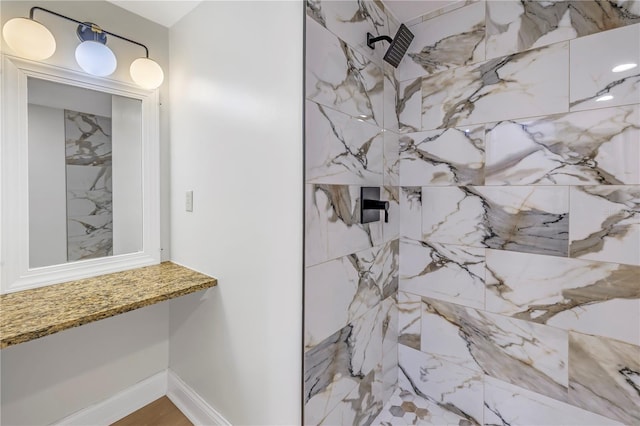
<box><xmin>0</xmin><ymin>262</ymin><xmax>217</xmax><ymax>349</ymax></box>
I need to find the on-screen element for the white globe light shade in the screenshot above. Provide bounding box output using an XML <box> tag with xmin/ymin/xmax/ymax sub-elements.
<box><xmin>75</xmin><ymin>41</ymin><xmax>117</xmax><ymax>77</ymax></box>
<box><xmin>2</xmin><ymin>17</ymin><xmax>56</xmax><ymax>60</ymax></box>
<box><xmin>130</xmin><ymin>57</ymin><xmax>164</xmax><ymax>89</ymax></box>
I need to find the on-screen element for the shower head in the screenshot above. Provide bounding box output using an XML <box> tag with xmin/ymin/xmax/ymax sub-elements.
<box><xmin>366</xmin><ymin>24</ymin><xmax>414</xmax><ymax>68</ymax></box>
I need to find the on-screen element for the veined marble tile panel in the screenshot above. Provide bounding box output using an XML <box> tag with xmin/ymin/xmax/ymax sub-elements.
<box><xmin>396</xmin><ymin>78</ymin><xmax>422</xmax><ymax>133</ymax></box>
<box><xmin>400</xmin><ymin>240</ymin><xmax>485</xmax><ymax>309</ymax></box>
<box><xmin>486</xmin><ymin>0</ymin><xmax>640</xmax><ymax>60</ymax></box>
<box><xmin>421</xmin><ymin>42</ymin><xmax>569</xmax><ymax>130</ymax></box>
<box><xmin>306</xmin><ymin>16</ymin><xmax>384</xmax><ymax>127</ymax></box>
<box><xmin>399</xmin><ymin>187</ymin><xmax>421</xmax><ymax>241</ymax></box>
<box><xmin>486</xmin><ymin>249</ymin><xmax>640</xmax><ymax>345</ymax></box>
<box><xmin>399</xmin><ymin>126</ymin><xmax>485</xmax><ymax>186</ymax></box>
<box><xmin>304</xmin><ymin>304</ymin><xmax>383</xmax><ymax>425</ymax></box>
<box><xmin>569</xmin><ymin>185</ymin><xmax>640</xmax><ymax>266</ymax></box>
<box><xmin>398</xmin><ymin>1</ymin><xmax>485</xmax><ymax>82</ymax></box>
<box><xmin>382</xmin><ymin>187</ymin><xmax>400</xmax><ymax>244</ymax></box>
<box><xmin>380</xmin><ymin>296</ymin><xmax>398</xmax><ymax>403</ymax></box>
<box><xmin>305</xmin><ymin>184</ymin><xmax>383</xmax><ymax>267</ymax></box>
<box><xmin>484</xmin><ymin>376</ymin><xmax>623</xmax><ymax>426</ymax></box>
<box><xmin>305</xmin><ymin>241</ymin><xmax>396</xmax><ymax>350</ymax></box>
<box><xmin>383</xmin><ymin>130</ymin><xmax>399</xmax><ymax>187</ymax></box>
<box><xmin>398</xmin><ymin>344</ymin><xmax>484</xmax><ymax>425</ymax></box>
<box><xmin>306</xmin><ymin>0</ymin><xmax>388</xmax><ymax>66</ymax></box>
<box><xmin>421</xmin><ymin>298</ymin><xmax>569</xmax><ymax>402</ymax></box>
<box><xmin>305</xmin><ymin>101</ymin><xmax>383</xmax><ymax>185</ymax></box>
<box><xmin>570</xmin><ymin>23</ymin><xmax>640</xmax><ymax>112</ymax></box>
<box><xmin>422</xmin><ymin>186</ymin><xmax>569</xmax><ymax>256</ymax></box>
<box><xmin>568</xmin><ymin>332</ymin><xmax>640</xmax><ymax>424</ymax></box>
<box><xmin>485</xmin><ymin>105</ymin><xmax>640</xmax><ymax>185</ymax></box>
<box><xmin>397</xmin><ymin>291</ymin><xmax>421</xmax><ymax>351</ymax></box>
<box><xmin>373</xmin><ymin>386</ymin><xmax>469</xmax><ymax>425</ymax></box>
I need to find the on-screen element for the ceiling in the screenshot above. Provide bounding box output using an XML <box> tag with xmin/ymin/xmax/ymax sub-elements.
<box><xmin>382</xmin><ymin>0</ymin><xmax>461</xmax><ymax>23</ymax></box>
<box><xmin>105</xmin><ymin>0</ymin><xmax>202</xmax><ymax>28</ymax></box>
<box><xmin>106</xmin><ymin>0</ymin><xmax>461</xmax><ymax>29</ymax></box>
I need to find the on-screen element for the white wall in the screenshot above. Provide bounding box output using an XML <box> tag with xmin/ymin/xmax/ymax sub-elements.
<box><xmin>0</xmin><ymin>2</ymin><xmax>171</xmax><ymax>424</ymax></box>
<box><xmin>168</xmin><ymin>1</ymin><xmax>303</xmax><ymax>424</ymax></box>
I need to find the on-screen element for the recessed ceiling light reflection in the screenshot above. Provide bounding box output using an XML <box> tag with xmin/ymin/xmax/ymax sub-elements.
<box><xmin>612</xmin><ymin>63</ymin><xmax>637</xmax><ymax>73</ymax></box>
<box><xmin>596</xmin><ymin>94</ymin><xmax>614</xmax><ymax>102</ymax></box>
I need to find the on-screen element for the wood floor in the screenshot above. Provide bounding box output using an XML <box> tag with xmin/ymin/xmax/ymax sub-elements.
<box><xmin>111</xmin><ymin>396</ymin><xmax>192</xmax><ymax>426</ymax></box>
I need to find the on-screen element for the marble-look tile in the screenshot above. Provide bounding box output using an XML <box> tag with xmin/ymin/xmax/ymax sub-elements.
<box><xmin>399</xmin><ymin>187</ymin><xmax>421</xmax><ymax>241</ymax></box>
<box><xmin>421</xmin><ymin>297</ymin><xmax>569</xmax><ymax>402</ymax></box>
<box><xmin>305</xmin><ymin>184</ymin><xmax>383</xmax><ymax>266</ymax></box>
<box><xmin>399</xmin><ymin>126</ymin><xmax>484</xmax><ymax>186</ymax></box>
<box><xmin>422</xmin><ymin>42</ymin><xmax>569</xmax><ymax>130</ymax></box>
<box><xmin>400</xmin><ymin>240</ymin><xmax>485</xmax><ymax>309</ymax></box>
<box><xmin>304</xmin><ymin>304</ymin><xmax>383</xmax><ymax>425</ymax></box>
<box><xmin>568</xmin><ymin>332</ymin><xmax>640</xmax><ymax>425</ymax></box>
<box><xmin>305</xmin><ymin>101</ymin><xmax>383</xmax><ymax>185</ymax></box>
<box><xmin>398</xmin><ymin>1</ymin><xmax>485</xmax><ymax>81</ymax></box>
<box><xmin>380</xmin><ymin>296</ymin><xmax>398</xmax><ymax>403</ymax></box>
<box><xmin>422</xmin><ymin>186</ymin><xmax>569</xmax><ymax>257</ymax></box>
<box><xmin>306</xmin><ymin>0</ymin><xmax>388</xmax><ymax>66</ymax></box>
<box><xmin>396</xmin><ymin>78</ymin><xmax>421</xmax><ymax>133</ymax></box>
<box><xmin>569</xmin><ymin>186</ymin><xmax>640</xmax><ymax>266</ymax></box>
<box><xmin>485</xmin><ymin>105</ymin><xmax>640</xmax><ymax>185</ymax></box>
<box><xmin>398</xmin><ymin>345</ymin><xmax>484</xmax><ymax>425</ymax></box>
<box><xmin>486</xmin><ymin>0</ymin><xmax>640</xmax><ymax>60</ymax></box>
<box><xmin>570</xmin><ymin>23</ymin><xmax>640</xmax><ymax>112</ymax></box>
<box><xmin>373</xmin><ymin>386</ymin><xmax>469</xmax><ymax>425</ymax></box>
<box><xmin>305</xmin><ymin>241</ymin><xmax>396</xmax><ymax>350</ymax></box>
<box><xmin>405</xmin><ymin>0</ymin><xmax>479</xmax><ymax>27</ymax></box>
<box><xmin>485</xmin><ymin>249</ymin><xmax>640</xmax><ymax>346</ymax></box>
<box><xmin>306</xmin><ymin>16</ymin><xmax>384</xmax><ymax>127</ymax></box>
<box><xmin>382</xmin><ymin>187</ymin><xmax>400</xmax><ymax>244</ymax></box>
<box><xmin>484</xmin><ymin>376</ymin><xmax>623</xmax><ymax>426</ymax></box>
<box><xmin>383</xmin><ymin>130</ymin><xmax>399</xmax><ymax>186</ymax></box>
<box><xmin>397</xmin><ymin>291</ymin><xmax>421</xmax><ymax>351</ymax></box>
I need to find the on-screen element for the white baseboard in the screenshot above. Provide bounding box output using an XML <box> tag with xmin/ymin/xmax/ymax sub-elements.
<box><xmin>167</xmin><ymin>369</ymin><xmax>231</xmax><ymax>426</ymax></box>
<box><xmin>54</xmin><ymin>370</ymin><xmax>168</xmax><ymax>426</ymax></box>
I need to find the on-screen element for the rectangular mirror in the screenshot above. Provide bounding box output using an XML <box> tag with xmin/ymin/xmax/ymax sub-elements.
<box><xmin>1</xmin><ymin>55</ymin><xmax>160</xmax><ymax>293</ymax></box>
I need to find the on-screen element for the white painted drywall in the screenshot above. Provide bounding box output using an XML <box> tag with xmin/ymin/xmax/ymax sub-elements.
<box><xmin>168</xmin><ymin>1</ymin><xmax>303</xmax><ymax>424</ymax></box>
<box><xmin>0</xmin><ymin>2</ymin><xmax>171</xmax><ymax>424</ymax></box>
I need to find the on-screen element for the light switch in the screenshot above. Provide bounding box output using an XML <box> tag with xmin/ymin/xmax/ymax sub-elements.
<box><xmin>185</xmin><ymin>190</ymin><xmax>193</xmax><ymax>212</ymax></box>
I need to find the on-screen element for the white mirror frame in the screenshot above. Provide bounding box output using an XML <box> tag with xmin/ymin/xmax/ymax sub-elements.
<box><xmin>0</xmin><ymin>55</ymin><xmax>161</xmax><ymax>294</ymax></box>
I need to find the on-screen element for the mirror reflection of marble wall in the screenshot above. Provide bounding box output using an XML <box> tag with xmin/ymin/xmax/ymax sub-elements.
<box><xmin>28</xmin><ymin>78</ymin><xmax>142</xmax><ymax>268</ymax></box>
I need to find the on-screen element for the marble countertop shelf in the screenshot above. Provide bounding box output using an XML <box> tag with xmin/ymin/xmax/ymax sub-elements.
<box><xmin>0</xmin><ymin>262</ymin><xmax>217</xmax><ymax>349</ymax></box>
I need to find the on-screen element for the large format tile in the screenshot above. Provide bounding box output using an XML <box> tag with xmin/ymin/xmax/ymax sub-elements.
<box><xmin>570</xmin><ymin>23</ymin><xmax>640</xmax><ymax>112</ymax></box>
<box><xmin>382</xmin><ymin>187</ymin><xmax>400</xmax><ymax>244</ymax></box>
<box><xmin>396</xmin><ymin>78</ymin><xmax>422</xmax><ymax>133</ymax></box>
<box><xmin>305</xmin><ymin>240</ymin><xmax>397</xmax><ymax>350</ymax></box>
<box><xmin>383</xmin><ymin>130</ymin><xmax>399</xmax><ymax>186</ymax></box>
<box><xmin>486</xmin><ymin>249</ymin><xmax>640</xmax><ymax>346</ymax></box>
<box><xmin>421</xmin><ymin>42</ymin><xmax>568</xmax><ymax>130</ymax></box>
<box><xmin>399</xmin><ymin>187</ymin><xmax>421</xmax><ymax>241</ymax></box>
<box><xmin>422</xmin><ymin>186</ymin><xmax>569</xmax><ymax>256</ymax></box>
<box><xmin>305</xmin><ymin>101</ymin><xmax>383</xmax><ymax>185</ymax></box>
<box><xmin>568</xmin><ymin>332</ymin><xmax>640</xmax><ymax>425</ymax></box>
<box><xmin>305</xmin><ymin>184</ymin><xmax>383</xmax><ymax>266</ymax></box>
<box><xmin>397</xmin><ymin>1</ymin><xmax>485</xmax><ymax>81</ymax></box>
<box><xmin>486</xmin><ymin>0</ymin><xmax>640</xmax><ymax>60</ymax></box>
<box><xmin>400</xmin><ymin>240</ymin><xmax>484</xmax><ymax>309</ymax></box>
<box><xmin>398</xmin><ymin>345</ymin><xmax>484</xmax><ymax>425</ymax></box>
<box><xmin>421</xmin><ymin>298</ymin><xmax>569</xmax><ymax>402</ymax></box>
<box><xmin>399</xmin><ymin>126</ymin><xmax>484</xmax><ymax>186</ymax></box>
<box><xmin>484</xmin><ymin>376</ymin><xmax>622</xmax><ymax>426</ymax></box>
<box><xmin>569</xmin><ymin>186</ymin><xmax>640</xmax><ymax>266</ymax></box>
<box><xmin>485</xmin><ymin>105</ymin><xmax>640</xmax><ymax>185</ymax></box>
<box><xmin>306</xmin><ymin>16</ymin><xmax>384</xmax><ymax>127</ymax></box>
<box><xmin>306</xmin><ymin>0</ymin><xmax>388</xmax><ymax>66</ymax></box>
<box><xmin>304</xmin><ymin>305</ymin><xmax>383</xmax><ymax>425</ymax></box>
<box><xmin>397</xmin><ymin>291</ymin><xmax>421</xmax><ymax>351</ymax></box>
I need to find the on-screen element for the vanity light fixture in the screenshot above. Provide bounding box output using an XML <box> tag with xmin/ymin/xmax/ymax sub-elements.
<box><xmin>2</xmin><ymin>7</ymin><xmax>164</xmax><ymax>89</ymax></box>
<box><xmin>612</xmin><ymin>63</ymin><xmax>637</xmax><ymax>73</ymax></box>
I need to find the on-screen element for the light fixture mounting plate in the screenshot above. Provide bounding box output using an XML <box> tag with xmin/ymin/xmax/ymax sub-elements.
<box><xmin>77</xmin><ymin>22</ymin><xmax>107</xmax><ymax>44</ymax></box>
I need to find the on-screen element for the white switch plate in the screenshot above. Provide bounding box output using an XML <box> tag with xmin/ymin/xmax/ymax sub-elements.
<box><xmin>186</xmin><ymin>190</ymin><xmax>193</xmax><ymax>212</ymax></box>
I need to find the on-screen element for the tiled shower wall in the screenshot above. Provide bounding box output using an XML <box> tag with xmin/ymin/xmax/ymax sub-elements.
<box><xmin>304</xmin><ymin>0</ymin><xmax>401</xmax><ymax>423</ymax></box>
<box><xmin>395</xmin><ymin>1</ymin><xmax>640</xmax><ymax>425</ymax></box>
